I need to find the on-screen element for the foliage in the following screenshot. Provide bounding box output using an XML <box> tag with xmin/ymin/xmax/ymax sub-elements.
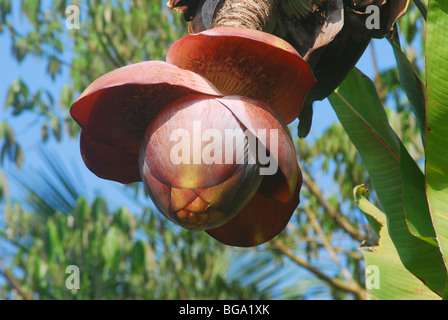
<box><xmin>1</xmin><ymin>153</ymin><xmax>266</xmax><ymax>299</ymax></box>
<box><xmin>327</xmin><ymin>0</ymin><xmax>448</xmax><ymax>299</ymax></box>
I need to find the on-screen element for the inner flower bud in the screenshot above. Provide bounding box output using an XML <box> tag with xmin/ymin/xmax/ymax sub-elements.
<box><xmin>139</xmin><ymin>94</ymin><xmax>264</xmax><ymax>230</ymax></box>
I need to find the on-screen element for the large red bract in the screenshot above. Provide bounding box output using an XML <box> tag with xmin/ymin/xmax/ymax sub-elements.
<box><xmin>70</xmin><ymin>61</ymin><xmax>222</xmax><ymax>184</ymax></box>
<box><xmin>70</xmin><ymin>28</ymin><xmax>315</xmax><ymax>247</ymax></box>
<box><xmin>167</xmin><ymin>27</ymin><xmax>316</xmax><ymax>124</ymax></box>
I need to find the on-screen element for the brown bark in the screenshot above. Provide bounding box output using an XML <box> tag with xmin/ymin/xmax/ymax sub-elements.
<box><xmin>212</xmin><ymin>0</ymin><xmax>278</xmax><ymax>31</ymax></box>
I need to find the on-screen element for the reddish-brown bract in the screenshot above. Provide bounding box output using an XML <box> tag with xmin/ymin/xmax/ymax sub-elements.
<box><xmin>207</xmin><ymin>176</ymin><xmax>302</xmax><ymax>247</ymax></box>
<box><xmin>70</xmin><ymin>29</ymin><xmax>314</xmax><ymax>247</ymax></box>
<box><xmin>70</xmin><ymin>61</ymin><xmax>222</xmax><ymax>183</ymax></box>
<box><xmin>167</xmin><ymin>27</ymin><xmax>316</xmax><ymax>124</ymax></box>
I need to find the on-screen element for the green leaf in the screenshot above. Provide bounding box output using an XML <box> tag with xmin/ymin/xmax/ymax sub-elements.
<box><xmin>5</xmin><ymin>83</ymin><xmax>16</xmax><ymax>108</ymax></box>
<box><xmin>14</xmin><ymin>145</ymin><xmax>23</xmax><ymax>169</ymax></box>
<box><xmin>42</xmin><ymin>121</ymin><xmax>48</xmax><ymax>142</ymax></box>
<box><xmin>51</xmin><ymin>117</ymin><xmax>61</xmax><ymax>142</ymax></box>
<box><xmin>328</xmin><ymin>68</ymin><xmax>447</xmax><ymax>297</ymax></box>
<box><xmin>131</xmin><ymin>241</ymin><xmax>146</xmax><ymax>274</ymax></box>
<box><xmin>46</xmin><ymin>220</ymin><xmax>62</xmax><ymax>260</ymax></box>
<box><xmin>0</xmin><ymin>169</ymin><xmax>8</xmax><ymax>200</ymax></box>
<box><xmin>12</xmin><ymin>37</ymin><xmax>29</xmax><ymax>63</ymax></box>
<box><xmin>47</xmin><ymin>56</ymin><xmax>61</xmax><ymax>80</ymax></box>
<box><xmin>355</xmin><ymin>185</ymin><xmax>440</xmax><ymax>300</ymax></box>
<box><xmin>0</xmin><ymin>0</ymin><xmax>11</xmax><ymax>23</ymax></box>
<box><xmin>113</xmin><ymin>207</ymin><xmax>136</xmax><ymax>236</ymax></box>
<box><xmin>92</xmin><ymin>197</ymin><xmax>107</xmax><ymax>223</ymax></box>
<box><xmin>73</xmin><ymin>196</ymin><xmax>90</xmax><ymax>227</ymax></box>
<box><xmin>425</xmin><ymin>0</ymin><xmax>448</xmax><ymax>294</ymax></box>
<box><xmin>59</xmin><ymin>84</ymin><xmax>72</xmax><ymax>108</ymax></box>
<box><xmin>389</xmin><ymin>33</ymin><xmax>426</xmax><ymax>142</ymax></box>
<box><xmin>21</xmin><ymin>0</ymin><xmax>41</xmax><ymax>25</ymax></box>
<box><xmin>94</xmin><ymin>4</ymin><xmax>104</xmax><ymax>33</ymax></box>
<box><xmin>102</xmin><ymin>227</ymin><xmax>123</xmax><ymax>273</ymax></box>
<box><xmin>131</xmin><ymin>9</ymin><xmax>146</xmax><ymax>42</ymax></box>
<box><xmin>131</xmin><ymin>240</ymin><xmax>155</xmax><ymax>274</ymax></box>
<box><xmin>400</xmin><ymin>144</ymin><xmax>437</xmax><ymax>245</ymax></box>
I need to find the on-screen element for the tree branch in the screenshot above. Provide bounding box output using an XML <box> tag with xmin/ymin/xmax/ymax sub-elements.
<box><xmin>303</xmin><ymin>205</ymin><xmax>364</xmax><ymax>294</ymax></box>
<box><xmin>301</xmin><ymin>166</ymin><xmax>366</xmax><ymax>242</ymax></box>
<box><xmin>0</xmin><ymin>230</ymin><xmax>29</xmax><ymax>252</ymax></box>
<box><xmin>96</xmin><ymin>33</ymin><xmax>123</xmax><ymax>68</ymax></box>
<box><xmin>103</xmin><ymin>31</ymin><xmax>128</xmax><ymax>66</ymax></box>
<box><xmin>0</xmin><ymin>257</ymin><xmax>32</xmax><ymax>300</ymax></box>
<box><xmin>269</xmin><ymin>239</ymin><xmax>367</xmax><ymax>299</ymax></box>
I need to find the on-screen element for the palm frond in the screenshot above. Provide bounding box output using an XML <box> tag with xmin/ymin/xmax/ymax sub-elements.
<box><xmin>10</xmin><ymin>147</ymin><xmax>84</xmax><ymax>215</ymax></box>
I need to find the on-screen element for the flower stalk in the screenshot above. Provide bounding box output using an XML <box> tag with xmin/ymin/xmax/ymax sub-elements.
<box><xmin>212</xmin><ymin>0</ymin><xmax>279</xmax><ymax>31</ymax></box>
